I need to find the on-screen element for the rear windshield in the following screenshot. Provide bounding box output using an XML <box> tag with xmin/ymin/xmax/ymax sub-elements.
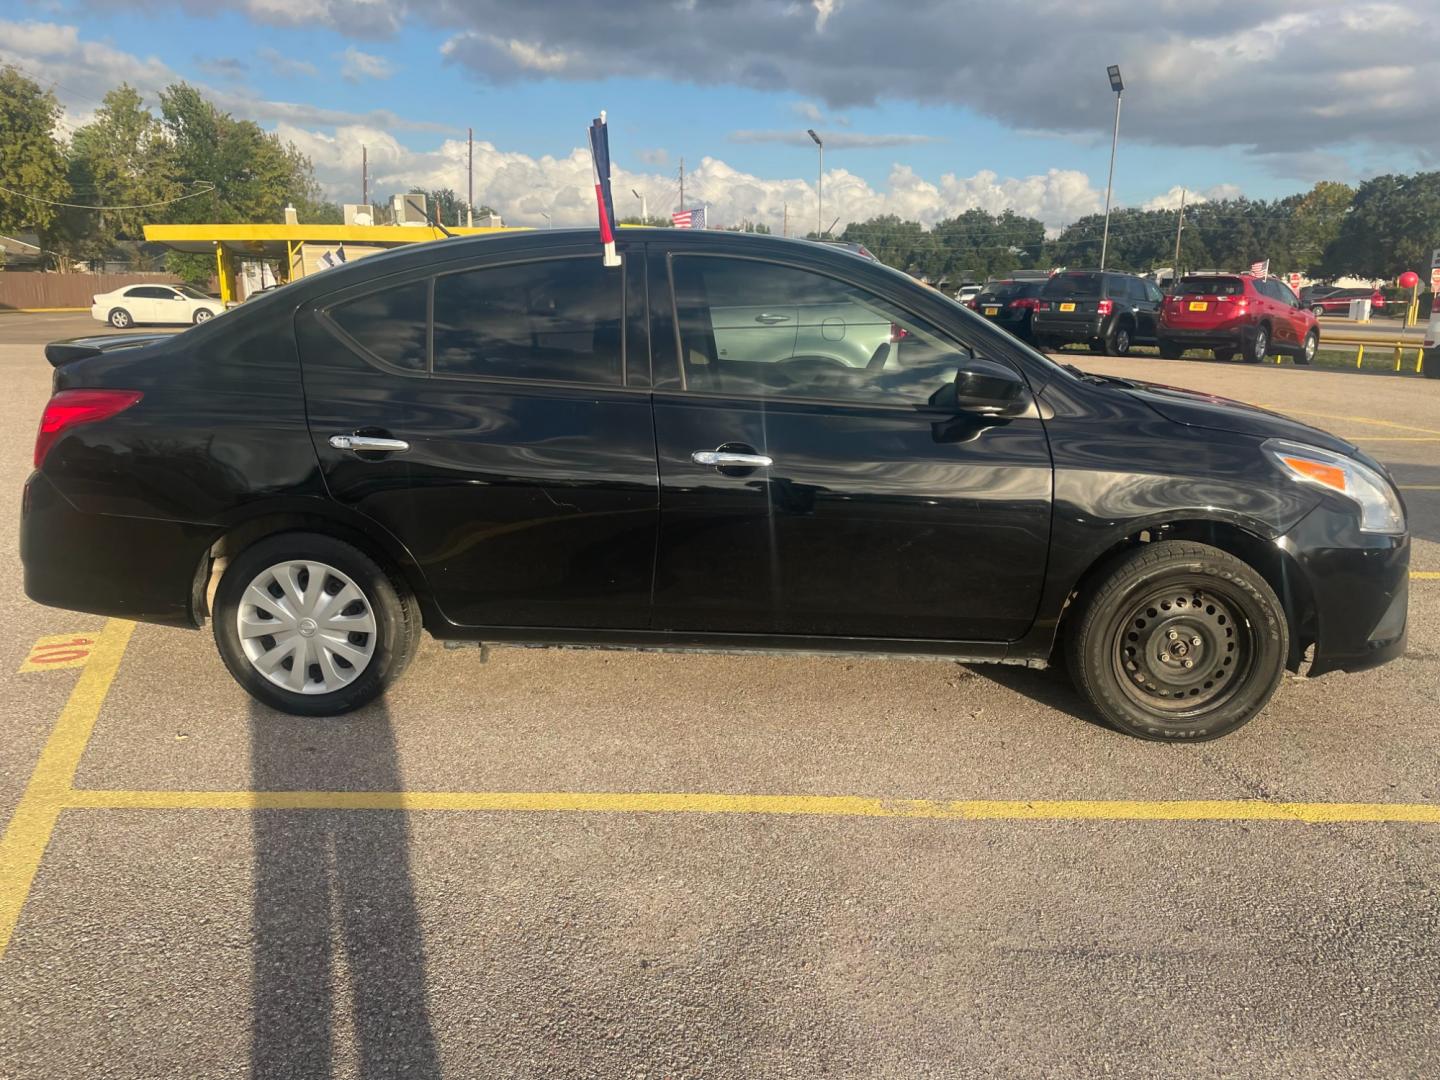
<box><xmin>978</xmin><ymin>281</ymin><xmax>1042</xmax><ymax>301</ymax></box>
<box><xmin>1041</xmin><ymin>272</ymin><xmax>1103</xmax><ymax>298</ymax></box>
<box><xmin>1177</xmin><ymin>276</ymin><xmax>1244</xmax><ymax>297</ymax></box>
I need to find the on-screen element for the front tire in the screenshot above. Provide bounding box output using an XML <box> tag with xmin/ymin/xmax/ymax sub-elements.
<box><xmin>213</xmin><ymin>532</ymin><xmax>420</xmax><ymax>716</ymax></box>
<box><xmin>108</xmin><ymin>308</ymin><xmax>133</xmax><ymax>328</ymax></box>
<box><xmin>1065</xmin><ymin>541</ymin><xmax>1288</xmax><ymax>741</ymax></box>
<box><xmin>1310</xmin><ymin>305</ymin><xmax>1325</xmax><ymax>318</ymax></box>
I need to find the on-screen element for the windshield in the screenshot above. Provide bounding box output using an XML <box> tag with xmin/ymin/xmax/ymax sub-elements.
<box><xmin>174</xmin><ymin>284</ymin><xmax>212</xmax><ymax>299</ymax></box>
<box><xmin>1177</xmin><ymin>276</ymin><xmax>1244</xmax><ymax>296</ymax></box>
<box><xmin>1041</xmin><ymin>272</ymin><xmax>1103</xmax><ymax>298</ymax></box>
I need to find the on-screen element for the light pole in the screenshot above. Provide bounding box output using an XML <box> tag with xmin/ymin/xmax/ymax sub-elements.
<box><xmin>631</xmin><ymin>188</ymin><xmax>647</xmax><ymax>222</ymax></box>
<box><xmin>807</xmin><ymin>128</ymin><xmax>824</xmax><ymax>237</ymax></box>
<box><xmin>540</xmin><ymin>210</ymin><xmax>552</xmax><ymax>230</ymax></box>
<box><xmin>1099</xmin><ymin>64</ymin><xmax>1124</xmax><ymax>271</ymax></box>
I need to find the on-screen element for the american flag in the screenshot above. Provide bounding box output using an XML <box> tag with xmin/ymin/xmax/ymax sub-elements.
<box><xmin>1249</xmin><ymin>259</ymin><xmax>1269</xmax><ymax>276</ymax></box>
<box><xmin>672</xmin><ymin>207</ymin><xmax>706</xmax><ymax>229</ymax></box>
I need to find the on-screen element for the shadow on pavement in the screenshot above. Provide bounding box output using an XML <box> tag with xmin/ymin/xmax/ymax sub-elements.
<box><xmin>967</xmin><ymin>659</ymin><xmax>1114</xmax><ymax>736</ymax></box>
<box><xmin>249</xmin><ymin>699</ymin><xmax>441</xmax><ymax>1078</ymax></box>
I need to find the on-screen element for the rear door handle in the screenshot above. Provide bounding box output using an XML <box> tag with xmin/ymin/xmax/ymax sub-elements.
<box><xmin>754</xmin><ymin>313</ymin><xmax>791</xmax><ymax>325</ymax></box>
<box><xmin>692</xmin><ymin>450</ymin><xmax>773</xmax><ymax>468</ymax></box>
<box><xmin>330</xmin><ymin>434</ymin><xmax>410</xmax><ymax>454</ymax></box>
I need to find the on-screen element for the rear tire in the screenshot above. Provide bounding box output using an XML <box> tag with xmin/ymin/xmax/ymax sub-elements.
<box><xmin>193</xmin><ymin>308</ymin><xmax>214</xmax><ymax>324</ymax></box>
<box><xmin>1104</xmin><ymin>322</ymin><xmax>1133</xmax><ymax>356</ymax></box>
<box><xmin>1066</xmin><ymin>541</ymin><xmax>1288</xmax><ymax>741</ymax></box>
<box><xmin>1310</xmin><ymin>305</ymin><xmax>1325</xmax><ymax>318</ymax></box>
<box><xmin>1212</xmin><ymin>348</ymin><xmax>1236</xmax><ymax>362</ymax></box>
<box><xmin>1297</xmin><ymin>330</ymin><xmax>1317</xmax><ymax>365</ymax></box>
<box><xmin>1158</xmin><ymin>340</ymin><xmax>1184</xmax><ymax>360</ymax></box>
<box><xmin>1243</xmin><ymin>325</ymin><xmax>1269</xmax><ymax>364</ymax></box>
<box><xmin>108</xmin><ymin>308</ymin><xmax>132</xmax><ymax>328</ymax></box>
<box><xmin>213</xmin><ymin>532</ymin><xmax>420</xmax><ymax>716</ymax></box>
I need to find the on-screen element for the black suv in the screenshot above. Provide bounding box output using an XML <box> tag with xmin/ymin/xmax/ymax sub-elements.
<box><xmin>1031</xmin><ymin>270</ymin><xmax>1165</xmax><ymax>355</ymax></box>
<box><xmin>21</xmin><ymin>231</ymin><xmax>1409</xmax><ymax>741</ymax></box>
<box><xmin>967</xmin><ymin>279</ymin><xmax>1045</xmax><ymax>343</ymax></box>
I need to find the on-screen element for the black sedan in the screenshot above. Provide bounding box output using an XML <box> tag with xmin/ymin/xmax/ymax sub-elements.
<box><xmin>967</xmin><ymin>279</ymin><xmax>1045</xmax><ymax>342</ymax></box>
<box><xmin>21</xmin><ymin>230</ymin><xmax>1408</xmax><ymax>741</ymax></box>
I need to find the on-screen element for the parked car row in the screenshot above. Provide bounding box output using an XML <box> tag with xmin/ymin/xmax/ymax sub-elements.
<box><xmin>1299</xmin><ymin>285</ymin><xmax>1386</xmax><ymax>318</ymax></box>
<box><xmin>967</xmin><ymin>268</ymin><xmax>1319</xmax><ymax>363</ymax></box>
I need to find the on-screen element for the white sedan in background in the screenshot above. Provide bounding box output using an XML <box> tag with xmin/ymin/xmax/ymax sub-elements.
<box><xmin>91</xmin><ymin>283</ymin><xmax>225</xmax><ymax>329</ymax></box>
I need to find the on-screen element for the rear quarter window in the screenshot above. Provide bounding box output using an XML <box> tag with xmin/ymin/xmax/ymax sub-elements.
<box><xmin>327</xmin><ymin>279</ymin><xmax>429</xmax><ymax>372</ymax></box>
<box><xmin>1042</xmin><ymin>272</ymin><xmax>1104</xmax><ymax>298</ymax></box>
<box><xmin>1177</xmin><ymin>277</ymin><xmax>1245</xmax><ymax>297</ymax></box>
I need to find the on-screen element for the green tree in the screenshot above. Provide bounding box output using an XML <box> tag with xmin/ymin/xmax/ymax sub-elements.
<box><xmin>58</xmin><ymin>84</ymin><xmax>173</xmax><ymax>262</ymax></box>
<box><xmin>1324</xmin><ymin>172</ymin><xmax>1440</xmax><ymax>279</ymax></box>
<box><xmin>1286</xmin><ymin>180</ymin><xmax>1353</xmax><ymax>275</ymax></box>
<box><xmin>0</xmin><ymin>66</ymin><xmax>70</xmax><ymax>255</ymax></box>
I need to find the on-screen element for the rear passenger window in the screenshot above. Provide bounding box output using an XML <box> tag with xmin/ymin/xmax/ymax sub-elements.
<box><xmin>329</xmin><ymin>280</ymin><xmax>429</xmax><ymax>372</ymax></box>
<box><xmin>432</xmin><ymin>258</ymin><xmax>623</xmax><ymax>385</ymax></box>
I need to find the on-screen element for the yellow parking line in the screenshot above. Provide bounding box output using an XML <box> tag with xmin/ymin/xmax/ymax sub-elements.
<box><xmin>64</xmin><ymin>787</ymin><xmax>1440</xmax><ymax>824</ymax></box>
<box><xmin>1259</xmin><ymin>408</ymin><xmax>1440</xmax><ymax>437</ymax></box>
<box><xmin>1412</xmin><ymin>571</ymin><xmax>1440</xmax><ymax>580</ymax></box>
<box><xmin>0</xmin><ymin>620</ymin><xmax>134</xmax><ymax>956</ymax></box>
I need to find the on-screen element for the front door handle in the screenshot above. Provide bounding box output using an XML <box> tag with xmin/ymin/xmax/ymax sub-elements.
<box><xmin>692</xmin><ymin>450</ymin><xmax>773</xmax><ymax>468</ymax></box>
<box><xmin>753</xmin><ymin>313</ymin><xmax>791</xmax><ymax>325</ymax></box>
<box><xmin>330</xmin><ymin>434</ymin><xmax>410</xmax><ymax>454</ymax></box>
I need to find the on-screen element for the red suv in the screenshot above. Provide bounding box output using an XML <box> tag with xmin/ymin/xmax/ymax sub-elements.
<box><xmin>1159</xmin><ymin>274</ymin><xmax>1319</xmax><ymax>364</ymax></box>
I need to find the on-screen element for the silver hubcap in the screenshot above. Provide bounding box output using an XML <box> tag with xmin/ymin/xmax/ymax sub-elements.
<box><xmin>196</xmin><ymin>310</ymin><xmax>212</xmax><ymax>321</ymax></box>
<box><xmin>1304</xmin><ymin>335</ymin><xmax>1316</xmax><ymax>360</ymax></box>
<box><xmin>237</xmin><ymin>560</ymin><xmax>377</xmax><ymax>695</ymax></box>
<box><xmin>1254</xmin><ymin>332</ymin><xmax>1266</xmax><ymax>359</ymax></box>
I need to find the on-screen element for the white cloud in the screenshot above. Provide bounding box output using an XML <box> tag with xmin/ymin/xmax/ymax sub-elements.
<box><xmin>1141</xmin><ymin>183</ymin><xmax>1243</xmax><ymax>211</ymax></box>
<box><xmin>338</xmin><ymin>46</ymin><xmax>395</xmax><ymax>82</ymax></box>
<box><xmin>258</xmin><ymin>46</ymin><xmax>318</xmax><ymax>79</ymax></box>
<box><xmin>813</xmin><ymin>0</ymin><xmax>840</xmax><ymax>32</ymax></box>
<box><xmin>284</xmin><ymin>124</ymin><xmax>1102</xmax><ymax>233</ymax></box>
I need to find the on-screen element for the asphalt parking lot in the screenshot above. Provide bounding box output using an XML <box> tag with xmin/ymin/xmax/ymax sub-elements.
<box><xmin>1</xmin><ymin>311</ymin><xmax>1438</xmax><ymax>1078</ymax></box>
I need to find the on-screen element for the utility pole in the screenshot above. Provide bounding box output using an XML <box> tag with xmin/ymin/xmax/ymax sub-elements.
<box><xmin>467</xmin><ymin>128</ymin><xmax>474</xmax><ymax>228</ymax></box>
<box><xmin>1172</xmin><ymin>187</ymin><xmax>1187</xmax><ymax>282</ymax></box>
<box><xmin>678</xmin><ymin>158</ymin><xmax>685</xmax><ymax>211</ymax></box>
<box><xmin>361</xmin><ymin>144</ymin><xmax>368</xmax><ymax>208</ymax></box>
<box><xmin>1099</xmin><ymin>65</ymin><xmax>1124</xmax><ymax>271</ymax></box>
<box><xmin>807</xmin><ymin>129</ymin><xmax>824</xmax><ymax>237</ymax></box>
<box><xmin>783</xmin><ymin>201</ymin><xmax>788</xmax><ymax>238</ymax></box>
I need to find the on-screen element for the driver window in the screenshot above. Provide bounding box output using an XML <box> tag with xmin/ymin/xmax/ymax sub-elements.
<box><xmin>670</xmin><ymin>255</ymin><xmax>982</xmax><ymax>407</ymax></box>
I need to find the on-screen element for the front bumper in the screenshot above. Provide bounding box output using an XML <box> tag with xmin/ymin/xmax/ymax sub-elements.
<box><xmin>1277</xmin><ymin>503</ymin><xmax>1409</xmax><ymax>676</ymax></box>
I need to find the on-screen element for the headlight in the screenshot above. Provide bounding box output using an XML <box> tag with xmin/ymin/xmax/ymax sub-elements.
<box><xmin>1263</xmin><ymin>439</ymin><xmax>1405</xmax><ymax>534</ymax></box>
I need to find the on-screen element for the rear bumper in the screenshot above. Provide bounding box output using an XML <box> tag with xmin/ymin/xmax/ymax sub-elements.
<box><xmin>21</xmin><ymin>471</ymin><xmax>211</xmax><ymax>628</ymax></box>
<box><xmin>1278</xmin><ymin>504</ymin><xmax>1409</xmax><ymax>676</ymax></box>
<box><xmin>1158</xmin><ymin>326</ymin><xmax>1250</xmax><ymax>351</ymax></box>
<box><xmin>1032</xmin><ymin>313</ymin><xmax>1104</xmax><ymax>342</ymax></box>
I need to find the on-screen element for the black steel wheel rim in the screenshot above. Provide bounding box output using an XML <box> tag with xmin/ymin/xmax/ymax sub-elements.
<box><xmin>1111</xmin><ymin>577</ymin><xmax>1255</xmax><ymax>717</ymax></box>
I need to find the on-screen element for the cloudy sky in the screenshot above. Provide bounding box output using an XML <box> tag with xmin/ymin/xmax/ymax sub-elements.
<box><xmin>3</xmin><ymin>0</ymin><xmax>1437</xmax><ymax>232</ymax></box>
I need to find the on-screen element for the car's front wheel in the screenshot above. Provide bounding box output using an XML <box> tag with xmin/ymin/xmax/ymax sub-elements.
<box><xmin>212</xmin><ymin>532</ymin><xmax>420</xmax><ymax>716</ymax></box>
<box><xmin>1066</xmin><ymin>541</ymin><xmax>1288</xmax><ymax>741</ymax></box>
<box><xmin>108</xmin><ymin>308</ymin><xmax>133</xmax><ymax>328</ymax></box>
<box><xmin>1310</xmin><ymin>305</ymin><xmax>1325</xmax><ymax>318</ymax></box>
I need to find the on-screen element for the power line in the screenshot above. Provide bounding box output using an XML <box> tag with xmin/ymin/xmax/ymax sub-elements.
<box><xmin>0</xmin><ymin>181</ymin><xmax>215</xmax><ymax>211</ymax></box>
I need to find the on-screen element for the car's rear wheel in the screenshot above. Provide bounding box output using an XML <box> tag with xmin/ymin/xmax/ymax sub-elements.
<box><xmin>1243</xmin><ymin>325</ymin><xmax>1269</xmax><ymax>363</ymax></box>
<box><xmin>1104</xmin><ymin>322</ymin><xmax>1133</xmax><ymax>356</ymax></box>
<box><xmin>1310</xmin><ymin>305</ymin><xmax>1325</xmax><ymax>318</ymax></box>
<box><xmin>1066</xmin><ymin>541</ymin><xmax>1288</xmax><ymax>741</ymax></box>
<box><xmin>1297</xmin><ymin>330</ymin><xmax>1317</xmax><ymax>365</ymax></box>
<box><xmin>108</xmin><ymin>308</ymin><xmax>133</xmax><ymax>328</ymax></box>
<box><xmin>1212</xmin><ymin>347</ymin><xmax>1236</xmax><ymax>362</ymax></box>
<box><xmin>193</xmin><ymin>308</ymin><xmax>214</xmax><ymax>324</ymax></box>
<box><xmin>212</xmin><ymin>532</ymin><xmax>420</xmax><ymax>716</ymax></box>
<box><xmin>1158</xmin><ymin>340</ymin><xmax>1184</xmax><ymax>360</ymax></box>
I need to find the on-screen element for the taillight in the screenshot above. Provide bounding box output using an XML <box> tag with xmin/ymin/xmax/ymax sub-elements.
<box><xmin>1035</xmin><ymin>301</ymin><xmax>1051</xmax><ymax>311</ymax></box>
<box><xmin>34</xmin><ymin>389</ymin><xmax>142</xmax><ymax>468</ymax></box>
<box><xmin>964</xmin><ymin>299</ymin><xmax>978</xmax><ymax>309</ymax></box>
<box><xmin>1096</xmin><ymin>299</ymin><xmax>1114</xmax><ymax>315</ymax></box>
<box><xmin>1009</xmin><ymin>298</ymin><xmax>1040</xmax><ymax>310</ymax></box>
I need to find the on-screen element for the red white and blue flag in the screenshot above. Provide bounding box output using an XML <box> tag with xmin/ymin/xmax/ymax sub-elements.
<box><xmin>1249</xmin><ymin>259</ymin><xmax>1269</xmax><ymax>276</ymax></box>
<box><xmin>672</xmin><ymin>207</ymin><xmax>706</xmax><ymax>229</ymax></box>
<box><xmin>587</xmin><ymin>112</ymin><xmax>621</xmax><ymax>267</ymax></box>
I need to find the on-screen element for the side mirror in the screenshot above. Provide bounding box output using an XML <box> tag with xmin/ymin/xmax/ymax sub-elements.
<box><xmin>952</xmin><ymin>357</ymin><xmax>1030</xmax><ymax>415</ymax></box>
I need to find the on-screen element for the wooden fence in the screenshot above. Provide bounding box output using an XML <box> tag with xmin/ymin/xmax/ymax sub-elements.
<box><xmin>0</xmin><ymin>272</ymin><xmax>183</xmax><ymax>311</ymax></box>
